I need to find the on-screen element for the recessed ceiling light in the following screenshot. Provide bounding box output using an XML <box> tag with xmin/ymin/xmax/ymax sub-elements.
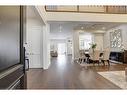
<box><xmin>81</xmin><ymin>26</ymin><xmax>84</xmax><ymax>29</ymax></box>
<box><xmin>59</xmin><ymin>25</ymin><xmax>62</xmax><ymax>32</ymax></box>
<box><xmin>102</xmin><ymin>27</ymin><xmax>106</xmax><ymax>30</ymax></box>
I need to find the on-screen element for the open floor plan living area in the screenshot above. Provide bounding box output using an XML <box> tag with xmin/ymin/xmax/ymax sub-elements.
<box><xmin>0</xmin><ymin>5</ymin><xmax>127</xmax><ymax>89</ymax></box>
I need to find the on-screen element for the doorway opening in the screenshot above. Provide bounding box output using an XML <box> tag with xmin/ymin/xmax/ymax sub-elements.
<box><xmin>57</xmin><ymin>43</ymin><xmax>66</xmax><ymax>55</ymax></box>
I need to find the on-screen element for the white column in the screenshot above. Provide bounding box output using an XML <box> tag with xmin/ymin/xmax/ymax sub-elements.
<box><xmin>42</xmin><ymin>23</ymin><xmax>51</xmax><ymax>69</ymax></box>
<box><xmin>72</xmin><ymin>30</ymin><xmax>80</xmax><ymax>60</ymax></box>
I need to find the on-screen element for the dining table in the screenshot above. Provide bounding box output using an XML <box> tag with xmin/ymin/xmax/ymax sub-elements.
<box><xmin>84</xmin><ymin>51</ymin><xmax>104</xmax><ymax>64</ymax></box>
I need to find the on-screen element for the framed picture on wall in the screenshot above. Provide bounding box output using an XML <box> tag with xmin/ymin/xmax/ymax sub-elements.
<box><xmin>110</xmin><ymin>29</ymin><xmax>122</xmax><ymax>48</ymax></box>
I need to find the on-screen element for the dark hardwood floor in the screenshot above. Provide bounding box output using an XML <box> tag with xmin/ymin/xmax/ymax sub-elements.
<box><xmin>27</xmin><ymin>55</ymin><xmax>127</xmax><ymax>89</ymax></box>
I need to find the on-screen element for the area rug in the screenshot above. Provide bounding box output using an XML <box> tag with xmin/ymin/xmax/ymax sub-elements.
<box><xmin>79</xmin><ymin>63</ymin><xmax>116</xmax><ymax>67</ymax></box>
<box><xmin>98</xmin><ymin>71</ymin><xmax>127</xmax><ymax>89</ymax></box>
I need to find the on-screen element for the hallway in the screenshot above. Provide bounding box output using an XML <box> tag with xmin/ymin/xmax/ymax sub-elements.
<box><xmin>27</xmin><ymin>55</ymin><xmax>127</xmax><ymax>89</ymax></box>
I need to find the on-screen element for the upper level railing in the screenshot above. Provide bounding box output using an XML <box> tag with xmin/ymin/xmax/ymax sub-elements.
<box><xmin>45</xmin><ymin>6</ymin><xmax>127</xmax><ymax>14</ymax></box>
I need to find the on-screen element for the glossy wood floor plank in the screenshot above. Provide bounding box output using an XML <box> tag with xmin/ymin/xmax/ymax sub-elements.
<box><xmin>27</xmin><ymin>55</ymin><xmax>127</xmax><ymax>89</ymax></box>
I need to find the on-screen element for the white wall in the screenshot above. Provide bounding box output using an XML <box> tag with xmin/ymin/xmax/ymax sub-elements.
<box><xmin>72</xmin><ymin>30</ymin><xmax>80</xmax><ymax>60</ymax></box>
<box><xmin>94</xmin><ymin>33</ymin><xmax>104</xmax><ymax>51</ymax></box>
<box><xmin>26</xmin><ymin>6</ymin><xmax>44</xmax><ymax>68</ymax></box>
<box><xmin>104</xmin><ymin>24</ymin><xmax>127</xmax><ymax>51</ymax></box>
<box><xmin>26</xmin><ymin>6</ymin><xmax>51</xmax><ymax>69</ymax></box>
<box><xmin>42</xmin><ymin>23</ymin><xmax>51</xmax><ymax>69</ymax></box>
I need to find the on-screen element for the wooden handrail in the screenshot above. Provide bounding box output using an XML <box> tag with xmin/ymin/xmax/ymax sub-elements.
<box><xmin>45</xmin><ymin>5</ymin><xmax>127</xmax><ymax>14</ymax></box>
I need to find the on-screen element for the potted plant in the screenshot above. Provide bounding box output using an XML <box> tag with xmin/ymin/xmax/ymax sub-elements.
<box><xmin>91</xmin><ymin>43</ymin><xmax>97</xmax><ymax>52</ymax></box>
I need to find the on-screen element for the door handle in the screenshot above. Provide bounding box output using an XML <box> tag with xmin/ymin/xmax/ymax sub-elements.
<box><xmin>26</xmin><ymin>53</ymin><xmax>29</xmax><ymax>55</ymax></box>
<box><xmin>27</xmin><ymin>53</ymin><xmax>32</xmax><ymax>55</ymax></box>
<box><xmin>27</xmin><ymin>53</ymin><xmax>35</xmax><ymax>55</ymax></box>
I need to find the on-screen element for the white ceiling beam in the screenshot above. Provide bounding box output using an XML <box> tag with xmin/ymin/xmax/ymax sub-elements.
<box><xmin>46</xmin><ymin>12</ymin><xmax>127</xmax><ymax>23</ymax></box>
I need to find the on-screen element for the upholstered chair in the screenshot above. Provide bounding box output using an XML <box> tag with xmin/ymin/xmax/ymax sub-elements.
<box><xmin>101</xmin><ymin>50</ymin><xmax>110</xmax><ymax>65</ymax></box>
<box><xmin>78</xmin><ymin>50</ymin><xmax>86</xmax><ymax>63</ymax></box>
<box><xmin>90</xmin><ymin>50</ymin><xmax>101</xmax><ymax>65</ymax></box>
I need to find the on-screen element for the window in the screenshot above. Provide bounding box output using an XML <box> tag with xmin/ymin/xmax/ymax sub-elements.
<box><xmin>79</xmin><ymin>34</ymin><xmax>93</xmax><ymax>50</ymax></box>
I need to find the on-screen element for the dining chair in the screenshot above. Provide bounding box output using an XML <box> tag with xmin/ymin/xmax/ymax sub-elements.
<box><xmin>101</xmin><ymin>50</ymin><xmax>110</xmax><ymax>65</ymax></box>
<box><xmin>78</xmin><ymin>50</ymin><xmax>86</xmax><ymax>64</ymax></box>
<box><xmin>90</xmin><ymin>50</ymin><xmax>101</xmax><ymax>65</ymax></box>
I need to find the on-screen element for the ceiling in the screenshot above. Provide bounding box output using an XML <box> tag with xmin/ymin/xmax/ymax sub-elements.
<box><xmin>49</xmin><ymin>21</ymin><xmax>124</xmax><ymax>39</ymax></box>
<box><xmin>74</xmin><ymin>22</ymin><xmax>121</xmax><ymax>31</ymax></box>
<box><xmin>50</xmin><ymin>21</ymin><xmax>74</xmax><ymax>39</ymax></box>
<box><xmin>27</xmin><ymin>6</ymin><xmax>42</xmax><ymax>20</ymax></box>
<box><xmin>50</xmin><ymin>21</ymin><xmax>123</xmax><ymax>32</ymax></box>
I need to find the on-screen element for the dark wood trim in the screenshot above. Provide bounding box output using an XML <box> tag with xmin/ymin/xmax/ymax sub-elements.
<box><xmin>0</xmin><ymin>6</ymin><xmax>26</xmax><ymax>89</ymax></box>
<box><xmin>123</xmin><ymin>50</ymin><xmax>127</xmax><ymax>63</ymax></box>
<box><xmin>20</xmin><ymin>6</ymin><xmax>24</xmax><ymax>71</ymax></box>
<box><xmin>77</xmin><ymin>5</ymin><xmax>79</xmax><ymax>12</ymax></box>
<box><xmin>44</xmin><ymin>6</ymin><xmax>47</xmax><ymax>11</ymax></box>
<box><xmin>45</xmin><ymin>6</ymin><xmax>127</xmax><ymax>14</ymax></box>
<box><xmin>45</xmin><ymin>10</ymin><xmax>127</xmax><ymax>14</ymax></box>
<box><xmin>105</xmin><ymin>6</ymin><xmax>108</xmax><ymax>13</ymax></box>
<box><xmin>125</xmin><ymin>6</ymin><xmax>127</xmax><ymax>13</ymax></box>
<box><xmin>0</xmin><ymin>65</ymin><xmax>24</xmax><ymax>89</ymax></box>
<box><xmin>20</xmin><ymin>73</ymin><xmax>27</xmax><ymax>89</ymax></box>
<box><xmin>45</xmin><ymin>10</ymin><xmax>105</xmax><ymax>13</ymax></box>
<box><xmin>20</xmin><ymin>6</ymin><xmax>27</xmax><ymax>89</ymax></box>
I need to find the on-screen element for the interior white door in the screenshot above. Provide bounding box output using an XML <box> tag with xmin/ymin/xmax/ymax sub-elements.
<box><xmin>27</xmin><ymin>24</ymin><xmax>43</xmax><ymax>68</ymax></box>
